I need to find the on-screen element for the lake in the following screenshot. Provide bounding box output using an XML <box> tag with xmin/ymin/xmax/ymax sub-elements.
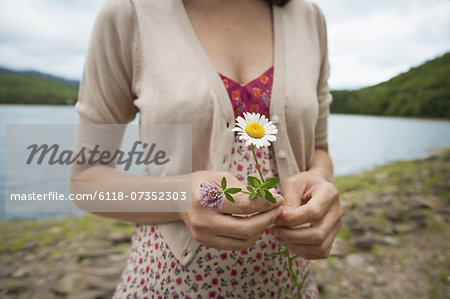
<box><xmin>1</xmin><ymin>105</ymin><xmax>449</xmax><ymax>220</ymax></box>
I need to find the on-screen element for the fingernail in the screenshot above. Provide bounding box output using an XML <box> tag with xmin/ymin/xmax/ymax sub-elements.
<box><xmin>276</xmin><ymin>196</ymin><xmax>283</xmax><ymax>205</ymax></box>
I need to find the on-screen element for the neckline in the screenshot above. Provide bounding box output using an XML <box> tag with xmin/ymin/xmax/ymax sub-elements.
<box><xmin>175</xmin><ymin>0</ymin><xmax>285</xmax><ymax>122</ymax></box>
<box><xmin>219</xmin><ymin>66</ymin><xmax>274</xmax><ymax>87</ymax></box>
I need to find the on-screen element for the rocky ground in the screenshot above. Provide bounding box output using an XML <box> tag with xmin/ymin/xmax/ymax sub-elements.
<box><xmin>0</xmin><ymin>215</ymin><xmax>132</xmax><ymax>299</ymax></box>
<box><xmin>312</xmin><ymin>148</ymin><xmax>450</xmax><ymax>298</ymax></box>
<box><xmin>0</xmin><ymin>149</ymin><xmax>449</xmax><ymax>299</ymax></box>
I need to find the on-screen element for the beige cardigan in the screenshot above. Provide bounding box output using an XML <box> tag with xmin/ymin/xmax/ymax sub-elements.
<box><xmin>76</xmin><ymin>0</ymin><xmax>332</xmax><ymax>266</ymax></box>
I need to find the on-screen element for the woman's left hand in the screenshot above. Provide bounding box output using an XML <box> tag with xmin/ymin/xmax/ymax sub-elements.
<box><xmin>270</xmin><ymin>171</ymin><xmax>344</xmax><ymax>259</ymax></box>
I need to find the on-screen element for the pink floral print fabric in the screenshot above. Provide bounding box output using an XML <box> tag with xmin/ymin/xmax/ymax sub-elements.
<box><xmin>113</xmin><ymin>67</ymin><xmax>319</xmax><ymax>298</ymax></box>
<box><xmin>219</xmin><ymin>66</ymin><xmax>273</xmax><ymax>119</ymax></box>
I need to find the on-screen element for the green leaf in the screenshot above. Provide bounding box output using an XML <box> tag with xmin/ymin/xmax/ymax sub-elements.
<box><xmin>261</xmin><ymin>177</ymin><xmax>280</xmax><ymax>189</ymax></box>
<box><xmin>225</xmin><ymin>193</ymin><xmax>235</xmax><ymax>203</ymax></box>
<box><xmin>299</xmin><ymin>269</ymin><xmax>310</xmax><ymax>289</ymax></box>
<box><xmin>247</xmin><ymin>186</ymin><xmax>254</xmax><ymax>193</ymax></box>
<box><xmin>249</xmin><ymin>192</ymin><xmax>257</xmax><ymax>200</ymax></box>
<box><xmin>264</xmin><ymin>191</ymin><xmax>276</xmax><ymax>204</ymax></box>
<box><xmin>226</xmin><ymin>188</ymin><xmax>241</xmax><ymax>194</ymax></box>
<box><xmin>259</xmin><ymin>189</ymin><xmax>266</xmax><ymax>196</ymax></box>
<box><xmin>221</xmin><ymin>176</ymin><xmax>227</xmax><ymax>190</ymax></box>
<box><xmin>266</xmin><ymin>248</ymin><xmax>289</xmax><ymax>257</ymax></box>
<box><xmin>247</xmin><ymin>176</ymin><xmax>261</xmax><ymax>188</ymax></box>
<box><xmin>281</xmin><ymin>286</ymin><xmax>294</xmax><ymax>297</ymax></box>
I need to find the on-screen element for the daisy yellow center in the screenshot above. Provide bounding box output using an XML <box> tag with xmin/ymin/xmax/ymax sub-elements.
<box><xmin>245</xmin><ymin>123</ymin><xmax>265</xmax><ymax>139</ymax></box>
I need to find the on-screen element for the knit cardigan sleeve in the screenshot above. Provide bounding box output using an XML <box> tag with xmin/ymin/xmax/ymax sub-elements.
<box><xmin>312</xmin><ymin>3</ymin><xmax>333</xmax><ymax>146</ymax></box>
<box><xmin>76</xmin><ymin>0</ymin><xmax>139</xmax><ymax>125</ymax></box>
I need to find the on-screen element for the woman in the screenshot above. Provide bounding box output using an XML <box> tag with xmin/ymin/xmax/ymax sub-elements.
<box><xmin>73</xmin><ymin>0</ymin><xmax>344</xmax><ymax>297</ymax></box>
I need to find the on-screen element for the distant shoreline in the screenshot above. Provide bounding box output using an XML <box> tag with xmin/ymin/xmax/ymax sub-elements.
<box><xmin>0</xmin><ymin>104</ymin><xmax>449</xmax><ymax>122</ymax></box>
<box><xmin>0</xmin><ymin>103</ymin><xmax>75</xmax><ymax>107</ymax></box>
<box><xmin>330</xmin><ymin>113</ymin><xmax>450</xmax><ymax>123</ymax></box>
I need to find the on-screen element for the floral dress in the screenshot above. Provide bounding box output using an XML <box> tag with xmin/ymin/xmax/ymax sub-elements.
<box><xmin>113</xmin><ymin>67</ymin><xmax>319</xmax><ymax>298</ymax></box>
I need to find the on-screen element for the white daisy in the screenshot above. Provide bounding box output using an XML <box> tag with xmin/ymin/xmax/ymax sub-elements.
<box><xmin>231</xmin><ymin>112</ymin><xmax>278</xmax><ymax>149</ymax></box>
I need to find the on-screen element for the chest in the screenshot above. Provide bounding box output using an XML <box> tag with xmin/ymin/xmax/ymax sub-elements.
<box><xmin>182</xmin><ymin>0</ymin><xmax>274</xmax><ymax>86</ymax></box>
<box><xmin>133</xmin><ymin>0</ymin><xmax>322</xmax><ymax>128</ymax></box>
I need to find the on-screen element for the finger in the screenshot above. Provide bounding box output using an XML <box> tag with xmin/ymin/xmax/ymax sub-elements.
<box><xmin>220</xmin><ymin>190</ymin><xmax>283</xmax><ymax>215</ymax></box>
<box><xmin>205</xmin><ymin>207</ymin><xmax>280</xmax><ymax>240</ymax></box>
<box><xmin>283</xmin><ymin>219</ymin><xmax>342</xmax><ymax>258</ymax></box>
<box><xmin>271</xmin><ymin>201</ymin><xmax>344</xmax><ymax>245</ymax></box>
<box><xmin>282</xmin><ymin>176</ymin><xmax>307</xmax><ymax>209</ymax></box>
<box><xmin>276</xmin><ymin>183</ymin><xmax>339</xmax><ymax>227</ymax></box>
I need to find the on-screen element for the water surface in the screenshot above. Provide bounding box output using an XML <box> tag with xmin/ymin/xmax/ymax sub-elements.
<box><xmin>1</xmin><ymin>106</ymin><xmax>449</xmax><ymax>219</ymax></box>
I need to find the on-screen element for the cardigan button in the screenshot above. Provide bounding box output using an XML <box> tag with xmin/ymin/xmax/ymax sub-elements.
<box><xmin>278</xmin><ymin>150</ymin><xmax>287</xmax><ymax>159</ymax></box>
<box><xmin>271</xmin><ymin>115</ymin><xmax>280</xmax><ymax>124</ymax></box>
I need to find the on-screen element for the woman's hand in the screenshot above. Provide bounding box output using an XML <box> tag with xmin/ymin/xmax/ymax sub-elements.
<box><xmin>180</xmin><ymin>171</ymin><xmax>283</xmax><ymax>251</ymax></box>
<box><xmin>270</xmin><ymin>171</ymin><xmax>344</xmax><ymax>259</ymax></box>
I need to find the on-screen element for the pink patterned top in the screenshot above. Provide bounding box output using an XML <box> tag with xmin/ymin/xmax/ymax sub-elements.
<box><xmin>113</xmin><ymin>67</ymin><xmax>318</xmax><ymax>298</ymax></box>
<box><xmin>220</xmin><ymin>66</ymin><xmax>273</xmax><ymax>120</ymax></box>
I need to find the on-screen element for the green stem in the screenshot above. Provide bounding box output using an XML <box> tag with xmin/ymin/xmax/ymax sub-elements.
<box><xmin>267</xmin><ymin>248</ymin><xmax>307</xmax><ymax>298</ymax></box>
<box><xmin>251</xmin><ymin>144</ymin><xmax>265</xmax><ymax>183</ymax></box>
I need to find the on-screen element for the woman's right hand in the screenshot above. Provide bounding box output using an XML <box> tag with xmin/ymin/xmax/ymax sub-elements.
<box><xmin>179</xmin><ymin>171</ymin><xmax>283</xmax><ymax>251</ymax></box>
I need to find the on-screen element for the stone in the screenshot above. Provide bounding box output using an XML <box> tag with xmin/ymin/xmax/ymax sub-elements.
<box><xmin>50</xmin><ymin>227</ymin><xmax>62</xmax><ymax>234</ymax></box>
<box><xmin>332</xmin><ymin>259</ymin><xmax>345</xmax><ymax>271</ymax></box>
<box><xmin>28</xmin><ymin>283</ymin><xmax>55</xmax><ymax>299</ymax></box>
<box><xmin>0</xmin><ymin>265</ymin><xmax>14</xmax><ymax>277</ymax></box>
<box><xmin>330</xmin><ymin>239</ymin><xmax>346</xmax><ymax>258</ymax></box>
<box><xmin>52</xmin><ymin>273</ymin><xmax>83</xmax><ymax>295</ymax></box>
<box><xmin>410</xmin><ymin>198</ymin><xmax>432</xmax><ymax>210</ymax></box>
<box><xmin>67</xmin><ymin>290</ymin><xmax>109</xmax><ymax>299</ymax></box>
<box><xmin>107</xmin><ymin>231</ymin><xmax>131</xmax><ymax>244</ymax></box>
<box><xmin>6</xmin><ymin>284</ymin><xmax>27</xmax><ymax>295</ymax></box>
<box><xmin>84</xmin><ymin>275</ymin><xmax>118</xmax><ymax>289</ymax></box>
<box><xmin>374</xmin><ymin>276</ymin><xmax>387</xmax><ymax>286</ymax></box>
<box><xmin>386</xmin><ymin>208</ymin><xmax>404</xmax><ymax>222</ymax></box>
<box><xmin>379</xmin><ymin>236</ymin><xmax>398</xmax><ymax>246</ymax></box>
<box><xmin>78</xmin><ymin>248</ymin><xmax>117</xmax><ymax>260</ymax></box>
<box><xmin>350</xmin><ymin>225</ymin><xmax>367</xmax><ymax>235</ymax></box>
<box><xmin>12</xmin><ymin>266</ymin><xmax>29</xmax><ymax>278</ymax></box>
<box><xmin>345</xmin><ymin>253</ymin><xmax>367</xmax><ymax>267</ymax></box>
<box><xmin>340</xmin><ymin>279</ymin><xmax>351</xmax><ymax>288</ymax></box>
<box><xmin>436</xmin><ymin>207</ymin><xmax>450</xmax><ymax>216</ymax></box>
<box><xmin>410</xmin><ymin>210</ymin><xmax>427</xmax><ymax>225</ymax></box>
<box><xmin>84</xmin><ymin>265</ymin><xmax>124</xmax><ymax>279</ymax></box>
<box><xmin>365</xmin><ymin>265</ymin><xmax>377</xmax><ymax>274</ymax></box>
<box><xmin>108</xmin><ymin>253</ymin><xmax>129</xmax><ymax>263</ymax></box>
<box><xmin>394</xmin><ymin>223</ymin><xmax>417</xmax><ymax>234</ymax></box>
<box><xmin>23</xmin><ymin>241</ymin><xmax>38</xmax><ymax>251</ymax></box>
<box><xmin>355</xmin><ymin>237</ymin><xmax>376</xmax><ymax>251</ymax></box>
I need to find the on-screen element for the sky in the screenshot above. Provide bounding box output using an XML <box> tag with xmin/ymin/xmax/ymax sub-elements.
<box><xmin>0</xmin><ymin>0</ymin><xmax>449</xmax><ymax>89</ymax></box>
